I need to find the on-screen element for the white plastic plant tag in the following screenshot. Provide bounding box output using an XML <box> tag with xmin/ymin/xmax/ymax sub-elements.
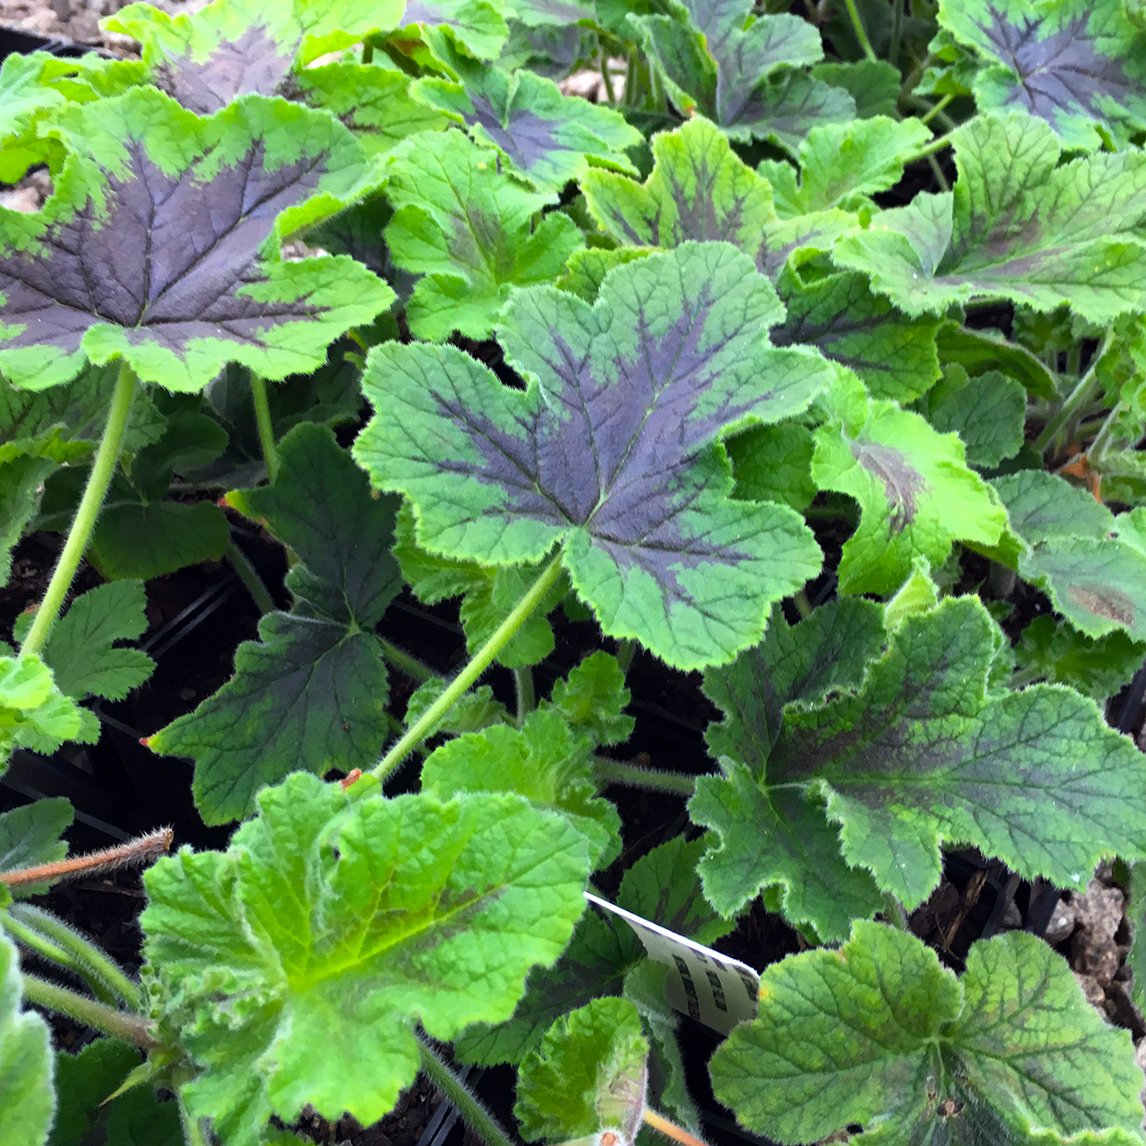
<box><xmin>584</xmin><ymin>892</ymin><xmax>760</xmax><ymax>1035</ymax></box>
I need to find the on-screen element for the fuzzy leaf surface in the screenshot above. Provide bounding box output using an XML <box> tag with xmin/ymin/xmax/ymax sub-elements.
<box><xmin>0</xmin><ymin>654</ymin><xmax>89</xmax><ymax>767</ymax></box>
<box><xmin>547</xmin><ymin>652</ymin><xmax>633</xmax><ymax>747</ymax></box>
<box><xmin>515</xmin><ymin>999</ymin><xmax>648</xmax><ymax>1145</ymax></box>
<box><xmin>142</xmin><ymin>775</ymin><xmax>591</xmax><ymax>1146</ymax></box>
<box><xmin>937</xmin><ymin>0</ymin><xmax>1146</xmax><ymax>150</ymax></box>
<box><xmin>992</xmin><ymin>471</ymin><xmax>1146</xmax><ymax>640</ymax></box>
<box><xmin>773</xmin><ymin>270</ymin><xmax>941</xmax><ymax>402</ymax></box>
<box><xmin>0</xmin><ymin>88</ymin><xmax>393</xmax><ymax>391</ymax></box>
<box><xmin>692</xmin><ymin>599</ymin><xmax>886</xmax><ymax>938</ymax></box>
<box><xmin>834</xmin><ymin>114</ymin><xmax>1146</xmax><ymax>324</ymax></box>
<box><xmin>421</xmin><ymin>708</ymin><xmax>622</xmax><ymax>867</ymax></box>
<box><xmin>711</xmin><ymin>922</ymin><xmax>1145</xmax><ymax>1144</ymax></box>
<box><xmin>1015</xmin><ymin>617</ymin><xmax>1144</xmax><ymax>699</ymax></box>
<box><xmin>384</xmin><ymin>130</ymin><xmax>583</xmax><ymax>340</ymax></box>
<box><xmin>355</xmin><ymin>242</ymin><xmax>827</xmax><ymax>670</ymax></box>
<box><xmin>915</xmin><ymin>366</ymin><xmax>1026</xmax><ymax>468</ymax></box>
<box><xmin>415</xmin><ymin>63</ymin><xmax>641</xmax><ymax>191</ymax></box>
<box><xmin>632</xmin><ymin>1</ymin><xmax>853</xmax><ymax>148</ymax></box>
<box><xmin>580</xmin><ymin>116</ymin><xmax>852</xmax><ymax>278</ymax></box>
<box><xmin>105</xmin><ymin>0</ymin><xmax>404</xmax><ymax>112</ymax></box>
<box><xmin>769</xmin><ymin>598</ymin><xmax>1146</xmax><ymax>906</ymax></box>
<box><xmin>759</xmin><ymin>116</ymin><xmax>930</xmax><ymax>215</ymax></box>
<box><xmin>0</xmin><ymin>931</ymin><xmax>53</xmax><ymax>1145</ymax></box>
<box><xmin>812</xmin><ymin>375</ymin><xmax>1006</xmax><ymax>594</ymax></box>
<box><xmin>150</xmin><ymin>424</ymin><xmax>400</xmax><ymax>823</ymax></box>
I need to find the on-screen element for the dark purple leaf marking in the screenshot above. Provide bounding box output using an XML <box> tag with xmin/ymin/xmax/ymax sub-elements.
<box><xmin>980</xmin><ymin>5</ymin><xmax>1135</xmax><ymax>127</ymax></box>
<box><xmin>850</xmin><ymin>440</ymin><xmax>925</xmax><ymax>533</ymax></box>
<box><xmin>1065</xmin><ymin>584</ymin><xmax>1136</xmax><ymax>628</ymax></box>
<box><xmin>0</xmin><ymin>139</ymin><xmax>322</xmax><ymax>359</ymax></box>
<box><xmin>156</xmin><ymin>23</ymin><xmax>295</xmax><ymax>114</ymax></box>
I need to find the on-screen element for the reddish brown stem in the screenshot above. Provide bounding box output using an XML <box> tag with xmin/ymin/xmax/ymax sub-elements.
<box><xmin>0</xmin><ymin>827</ymin><xmax>174</xmax><ymax>888</ymax></box>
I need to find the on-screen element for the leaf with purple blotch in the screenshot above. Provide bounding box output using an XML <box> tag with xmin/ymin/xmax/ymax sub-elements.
<box><xmin>413</xmin><ymin>62</ymin><xmax>641</xmax><ymax>192</ymax></box>
<box><xmin>506</xmin><ymin>0</ymin><xmax>596</xmax><ymax>25</ymax></box>
<box><xmin>383</xmin><ymin>130</ymin><xmax>584</xmax><ymax>341</ymax></box>
<box><xmin>354</xmin><ymin>242</ymin><xmax>830</xmax><ymax>670</ymax></box>
<box><xmin>935</xmin><ymin>0</ymin><xmax>1146</xmax><ymax>151</ymax></box>
<box><xmin>580</xmin><ymin>116</ymin><xmax>855</xmax><ymax>280</ymax></box>
<box><xmin>104</xmin><ymin>0</ymin><xmax>404</xmax><ymax>112</ymax></box>
<box><xmin>834</xmin><ymin>113</ymin><xmax>1146</xmax><ymax>324</ymax></box>
<box><xmin>0</xmin><ymin>88</ymin><xmax>393</xmax><ymax>393</ymax></box>
<box><xmin>401</xmin><ymin>0</ymin><xmax>510</xmax><ymax>60</ymax></box>
<box><xmin>631</xmin><ymin>0</ymin><xmax>853</xmax><ymax>149</ymax></box>
<box><xmin>812</xmin><ymin>372</ymin><xmax>1006</xmax><ymax>595</ymax></box>
<box><xmin>989</xmin><ymin>471</ymin><xmax>1146</xmax><ymax>642</ymax></box>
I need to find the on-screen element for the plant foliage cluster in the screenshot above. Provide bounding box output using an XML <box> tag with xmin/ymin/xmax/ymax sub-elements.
<box><xmin>1</xmin><ymin>0</ymin><xmax>1146</xmax><ymax>1143</ymax></box>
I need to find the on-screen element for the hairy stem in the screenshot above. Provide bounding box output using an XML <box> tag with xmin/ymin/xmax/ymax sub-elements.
<box><xmin>379</xmin><ymin>638</ymin><xmax>436</xmax><ymax>685</ymax></box>
<box><xmin>1034</xmin><ymin>331</ymin><xmax>1115</xmax><ymax>454</ymax></box>
<box><xmin>418</xmin><ymin>1040</ymin><xmax>515</xmax><ymax>1146</ymax></box>
<box><xmin>842</xmin><ymin>0</ymin><xmax>877</xmax><ymax>61</ymax></box>
<box><xmin>21</xmin><ymin>973</ymin><xmax>158</xmax><ymax>1049</ymax></box>
<box><xmin>614</xmin><ymin>638</ymin><xmax>637</xmax><ymax>674</ymax></box>
<box><xmin>1</xmin><ymin>913</ymin><xmax>117</xmax><ymax>1004</ymax></box>
<box><xmin>177</xmin><ymin>1089</ymin><xmax>211</xmax><ymax>1146</ymax></box>
<box><xmin>514</xmin><ymin>666</ymin><xmax>535</xmax><ymax>726</ymax></box>
<box><xmin>599</xmin><ymin>37</ymin><xmax>617</xmax><ymax>104</ymax></box>
<box><xmin>882</xmin><ymin>892</ymin><xmax>910</xmax><ymax>931</ymax></box>
<box><xmin>5</xmin><ymin>903</ymin><xmax>141</xmax><ymax>1010</ymax></box>
<box><xmin>226</xmin><ymin>539</ymin><xmax>276</xmax><ymax>615</ymax></box>
<box><xmin>919</xmin><ymin>92</ymin><xmax>954</xmax><ymax>126</ymax></box>
<box><xmin>644</xmin><ymin>1108</ymin><xmax>712</xmax><ymax>1146</ymax></box>
<box><xmin>594</xmin><ymin>757</ymin><xmax>698</xmax><ymax>796</ymax></box>
<box><xmin>249</xmin><ymin>372</ymin><xmax>280</xmax><ymax>483</ymax></box>
<box><xmin>20</xmin><ymin>360</ymin><xmax>138</xmax><ymax>659</ymax></box>
<box><xmin>372</xmin><ymin>554</ymin><xmax>564</xmax><ymax>780</ymax></box>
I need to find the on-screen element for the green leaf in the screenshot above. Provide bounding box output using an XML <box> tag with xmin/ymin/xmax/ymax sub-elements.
<box><xmin>88</xmin><ymin>502</ymin><xmax>230</xmax><ymax>582</ymax></box>
<box><xmin>404</xmin><ymin>676</ymin><xmax>510</xmax><ymax>738</ymax></box>
<box><xmin>774</xmin><ymin>269</ymin><xmax>942</xmax><ymax>402</ymax></box>
<box><xmin>142</xmin><ymin>775</ymin><xmax>591</xmax><ymax>1145</ymax></box>
<box><xmin>812</xmin><ymin>373</ymin><xmax>1007</xmax><ymax>595</ymax></box>
<box><xmin>515</xmin><ymin>999</ymin><xmax>648</xmax><ymax>1145</ymax></box>
<box><xmin>150</xmin><ymin>424</ymin><xmax>401</xmax><ymax>823</ymax></box>
<box><xmin>0</xmin><ymin>654</ymin><xmax>90</xmax><ymax>767</ymax></box>
<box><xmin>727</xmin><ymin>423</ymin><xmax>815</xmax><ymax>512</ymax></box>
<box><xmin>811</xmin><ymin>59</ymin><xmax>901</xmax><ymax>118</ymax></box>
<box><xmin>354</xmin><ymin>242</ymin><xmax>827</xmax><ymax>670</ymax></box>
<box><xmin>41</xmin><ymin>581</ymin><xmax>153</xmax><ymax>706</ymax></box>
<box><xmin>631</xmin><ymin>2</ymin><xmax>853</xmax><ymax>148</ymax></box>
<box><xmin>394</xmin><ymin>506</ymin><xmax>563</xmax><ymax>670</ymax></box>
<box><xmin>991</xmin><ymin>471</ymin><xmax>1146</xmax><ymax>640</ymax></box>
<box><xmin>936</xmin><ymin>0</ymin><xmax>1146</xmax><ymax>150</ymax></box>
<box><xmin>883</xmin><ymin>557</ymin><xmax>940</xmax><ymax>633</ymax></box>
<box><xmin>0</xmin><ymin>931</ymin><xmax>54</xmax><ymax>1146</ymax></box>
<box><xmin>834</xmin><ymin>113</ymin><xmax>1146</xmax><ymax>324</ymax></box>
<box><xmin>0</xmin><ymin>799</ymin><xmax>72</xmax><ymax>898</ymax></box>
<box><xmin>414</xmin><ymin>62</ymin><xmax>641</xmax><ymax>191</ymax></box>
<box><xmin>49</xmin><ymin>1040</ymin><xmax>181</xmax><ymax>1146</ymax></box>
<box><xmin>580</xmin><ymin>116</ymin><xmax>853</xmax><ymax>280</ymax></box>
<box><xmin>0</xmin><ymin>88</ymin><xmax>393</xmax><ymax>392</ymax></box>
<box><xmin>0</xmin><ymin>456</ymin><xmax>55</xmax><ymax>588</ymax></box>
<box><xmin>421</xmin><ymin>708</ymin><xmax>622</xmax><ymax>867</ymax></box>
<box><xmin>936</xmin><ymin>320</ymin><xmax>1059</xmax><ymax>400</ymax></box>
<box><xmin>384</xmin><ymin>129</ymin><xmax>583</xmax><ymax>340</ymax></box>
<box><xmin>759</xmin><ymin>116</ymin><xmax>930</xmax><ymax>214</ymax></box>
<box><xmin>1015</xmin><ymin>616</ymin><xmax>1145</xmax><ymax>699</ymax></box>
<box><xmin>105</xmin><ymin>0</ymin><xmax>405</xmax><ymax>111</ymax></box>
<box><xmin>400</xmin><ymin>0</ymin><xmax>510</xmax><ymax>60</ymax></box>
<box><xmin>711</xmin><ymin>921</ymin><xmax>1146</xmax><ymax>1144</ymax></box>
<box><xmin>915</xmin><ymin>365</ymin><xmax>1026</xmax><ymax>468</ymax></box>
<box><xmin>756</xmin><ymin>597</ymin><xmax>1146</xmax><ymax>907</ymax></box>
<box><xmin>692</xmin><ymin>599</ymin><xmax>886</xmax><ymax>939</ymax></box>
<box><xmin>547</xmin><ymin>652</ymin><xmax>634</xmax><ymax>747</ymax></box>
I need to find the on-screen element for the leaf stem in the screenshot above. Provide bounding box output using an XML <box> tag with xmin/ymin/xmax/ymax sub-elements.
<box><xmin>594</xmin><ymin>756</ymin><xmax>698</xmax><ymax>796</ymax></box>
<box><xmin>599</xmin><ymin>37</ymin><xmax>617</xmax><ymax>104</ymax></box>
<box><xmin>379</xmin><ymin>638</ymin><xmax>436</xmax><ymax>685</ymax></box>
<box><xmin>888</xmin><ymin>0</ymin><xmax>904</xmax><ymax>67</ymax></box>
<box><xmin>841</xmin><ymin>0</ymin><xmax>878</xmax><ymax>61</ymax></box>
<box><xmin>418</xmin><ymin>1040</ymin><xmax>515</xmax><ymax>1146</ymax></box>
<box><xmin>21</xmin><ymin>973</ymin><xmax>158</xmax><ymax>1049</ymax></box>
<box><xmin>1034</xmin><ymin>330</ymin><xmax>1115</xmax><ymax>454</ymax></box>
<box><xmin>20</xmin><ymin>360</ymin><xmax>138</xmax><ymax>659</ymax></box>
<box><xmin>177</xmin><ymin>1089</ymin><xmax>211</xmax><ymax>1146</ymax></box>
<box><xmin>226</xmin><ymin>539</ymin><xmax>275</xmax><ymax>615</ymax></box>
<box><xmin>912</xmin><ymin>132</ymin><xmax>954</xmax><ymax>162</ymax></box>
<box><xmin>1085</xmin><ymin>403</ymin><xmax>1123</xmax><ymax>466</ymax></box>
<box><xmin>249</xmin><ymin>372</ymin><xmax>280</xmax><ymax>483</ymax></box>
<box><xmin>919</xmin><ymin>92</ymin><xmax>954</xmax><ymax>126</ymax></box>
<box><xmin>614</xmin><ymin>638</ymin><xmax>637</xmax><ymax>674</ymax></box>
<box><xmin>513</xmin><ymin>666</ymin><xmax>535</xmax><ymax>726</ymax></box>
<box><xmin>372</xmin><ymin>554</ymin><xmax>564</xmax><ymax>779</ymax></box>
<box><xmin>881</xmin><ymin>892</ymin><xmax>909</xmax><ymax>931</ymax></box>
<box><xmin>644</xmin><ymin>1107</ymin><xmax>712</xmax><ymax>1146</ymax></box>
<box><xmin>4</xmin><ymin>903</ymin><xmax>141</xmax><ymax>1010</ymax></box>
